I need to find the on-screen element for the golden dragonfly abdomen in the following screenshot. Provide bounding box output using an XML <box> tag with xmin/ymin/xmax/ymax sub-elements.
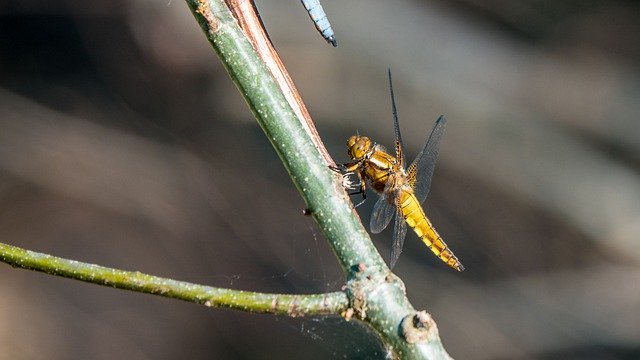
<box><xmin>397</xmin><ymin>189</ymin><xmax>464</xmax><ymax>271</ymax></box>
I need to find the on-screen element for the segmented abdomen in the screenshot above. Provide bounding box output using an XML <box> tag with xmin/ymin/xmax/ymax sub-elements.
<box><xmin>300</xmin><ymin>0</ymin><xmax>336</xmax><ymax>46</ymax></box>
<box><xmin>398</xmin><ymin>190</ymin><xmax>464</xmax><ymax>271</ymax></box>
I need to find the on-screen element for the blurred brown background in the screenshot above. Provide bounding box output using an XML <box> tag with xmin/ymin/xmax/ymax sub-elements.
<box><xmin>1</xmin><ymin>0</ymin><xmax>639</xmax><ymax>359</ymax></box>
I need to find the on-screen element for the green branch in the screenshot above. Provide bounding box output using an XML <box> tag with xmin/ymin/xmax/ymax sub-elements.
<box><xmin>0</xmin><ymin>243</ymin><xmax>348</xmax><ymax>316</ymax></box>
<box><xmin>185</xmin><ymin>0</ymin><xmax>385</xmax><ymax>275</ymax></box>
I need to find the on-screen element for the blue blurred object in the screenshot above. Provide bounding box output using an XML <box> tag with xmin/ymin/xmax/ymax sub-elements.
<box><xmin>301</xmin><ymin>0</ymin><xmax>337</xmax><ymax>46</ymax></box>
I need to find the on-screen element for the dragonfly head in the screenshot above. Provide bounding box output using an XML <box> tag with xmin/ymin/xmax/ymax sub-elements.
<box><xmin>347</xmin><ymin>135</ymin><xmax>373</xmax><ymax>160</ymax></box>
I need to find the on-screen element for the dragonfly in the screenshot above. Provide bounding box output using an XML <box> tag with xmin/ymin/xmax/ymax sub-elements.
<box><xmin>333</xmin><ymin>71</ymin><xmax>464</xmax><ymax>271</ymax></box>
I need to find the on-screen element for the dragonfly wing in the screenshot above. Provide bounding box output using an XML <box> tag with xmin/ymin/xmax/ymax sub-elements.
<box><xmin>388</xmin><ymin>70</ymin><xmax>406</xmax><ymax>168</ymax></box>
<box><xmin>410</xmin><ymin>115</ymin><xmax>446</xmax><ymax>204</ymax></box>
<box><xmin>370</xmin><ymin>191</ymin><xmax>396</xmax><ymax>234</ymax></box>
<box><xmin>389</xmin><ymin>208</ymin><xmax>408</xmax><ymax>269</ymax></box>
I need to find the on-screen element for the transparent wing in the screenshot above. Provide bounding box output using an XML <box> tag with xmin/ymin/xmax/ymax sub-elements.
<box><xmin>410</xmin><ymin>115</ymin><xmax>446</xmax><ymax>204</ymax></box>
<box><xmin>389</xmin><ymin>208</ymin><xmax>408</xmax><ymax>269</ymax></box>
<box><xmin>369</xmin><ymin>190</ymin><xmax>396</xmax><ymax>234</ymax></box>
<box><xmin>370</xmin><ymin>173</ymin><xmax>398</xmax><ymax>233</ymax></box>
<box><xmin>388</xmin><ymin>69</ymin><xmax>406</xmax><ymax>168</ymax></box>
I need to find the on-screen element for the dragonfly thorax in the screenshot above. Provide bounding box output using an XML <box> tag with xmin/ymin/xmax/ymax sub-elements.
<box><xmin>347</xmin><ymin>135</ymin><xmax>374</xmax><ymax>160</ymax></box>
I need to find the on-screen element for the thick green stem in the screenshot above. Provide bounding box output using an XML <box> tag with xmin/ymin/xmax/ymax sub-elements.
<box><xmin>0</xmin><ymin>243</ymin><xmax>348</xmax><ymax>316</ymax></box>
<box><xmin>185</xmin><ymin>0</ymin><xmax>385</xmax><ymax>276</ymax></box>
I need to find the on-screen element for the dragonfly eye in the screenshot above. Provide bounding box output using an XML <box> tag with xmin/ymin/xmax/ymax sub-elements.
<box><xmin>346</xmin><ymin>136</ymin><xmax>372</xmax><ymax>159</ymax></box>
<box><xmin>358</xmin><ymin>137</ymin><xmax>372</xmax><ymax>151</ymax></box>
<box><xmin>347</xmin><ymin>135</ymin><xmax>358</xmax><ymax>148</ymax></box>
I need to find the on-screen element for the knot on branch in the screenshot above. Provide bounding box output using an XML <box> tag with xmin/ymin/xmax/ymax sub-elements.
<box><xmin>341</xmin><ymin>263</ymin><xmax>408</xmax><ymax>322</ymax></box>
<box><xmin>341</xmin><ymin>262</ymin><xmax>373</xmax><ymax>321</ymax></box>
<box><xmin>401</xmin><ymin>310</ymin><xmax>439</xmax><ymax>344</ymax></box>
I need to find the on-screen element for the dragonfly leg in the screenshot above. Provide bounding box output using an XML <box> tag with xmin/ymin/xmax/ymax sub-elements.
<box><xmin>352</xmin><ymin>192</ymin><xmax>366</xmax><ymax>208</ymax></box>
<box><xmin>329</xmin><ymin>161</ymin><xmax>361</xmax><ymax>173</ymax></box>
<box><xmin>347</xmin><ymin>172</ymin><xmax>367</xmax><ymax>207</ymax></box>
<box><xmin>330</xmin><ymin>162</ymin><xmax>363</xmax><ymax>190</ymax></box>
<box><xmin>329</xmin><ymin>164</ymin><xmax>351</xmax><ymax>186</ymax></box>
<box><xmin>330</xmin><ymin>164</ymin><xmax>368</xmax><ymax>207</ymax></box>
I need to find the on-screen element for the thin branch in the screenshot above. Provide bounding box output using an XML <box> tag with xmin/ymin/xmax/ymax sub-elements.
<box><xmin>0</xmin><ymin>242</ymin><xmax>348</xmax><ymax>316</ymax></box>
